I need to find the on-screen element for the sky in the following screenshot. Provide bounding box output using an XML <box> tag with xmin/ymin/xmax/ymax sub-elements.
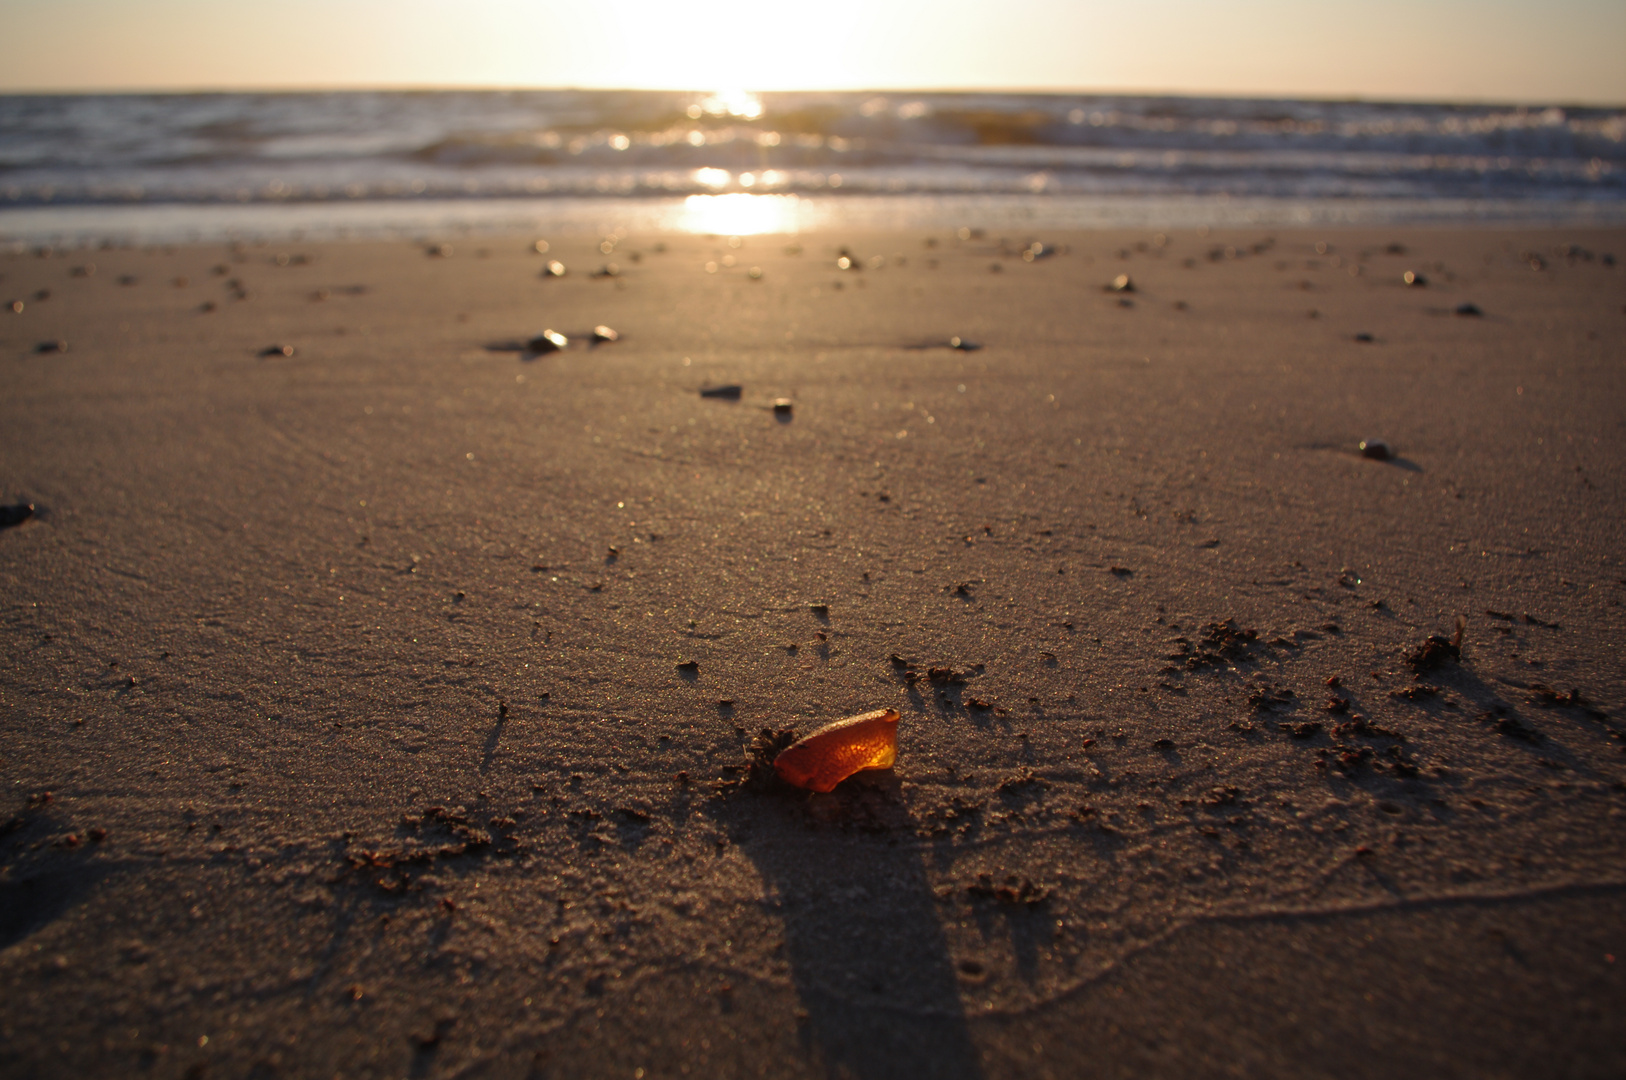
<box><xmin>0</xmin><ymin>0</ymin><xmax>1622</xmax><ymax>104</ymax></box>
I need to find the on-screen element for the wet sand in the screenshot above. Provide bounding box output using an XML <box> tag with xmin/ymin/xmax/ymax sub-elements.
<box><xmin>1</xmin><ymin>226</ymin><xmax>1624</xmax><ymax>1078</ymax></box>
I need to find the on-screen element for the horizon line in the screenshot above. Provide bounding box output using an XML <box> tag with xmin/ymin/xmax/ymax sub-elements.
<box><xmin>2</xmin><ymin>84</ymin><xmax>1622</xmax><ymax>110</ymax></box>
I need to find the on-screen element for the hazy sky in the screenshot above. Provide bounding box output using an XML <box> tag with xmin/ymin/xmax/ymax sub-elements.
<box><xmin>1</xmin><ymin>0</ymin><xmax>1621</xmax><ymax>103</ymax></box>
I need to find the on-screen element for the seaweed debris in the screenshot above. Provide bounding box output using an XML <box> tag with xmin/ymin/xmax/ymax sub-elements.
<box><xmin>720</xmin><ymin>727</ymin><xmax>799</xmax><ymax>794</ymax></box>
<box><xmin>1406</xmin><ymin>616</ymin><xmax>1465</xmax><ymax>674</ymax></box>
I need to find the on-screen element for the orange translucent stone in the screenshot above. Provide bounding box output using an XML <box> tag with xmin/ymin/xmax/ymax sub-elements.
<box><xmin>773</xmin><ymin>709</ymin><xmax>899</xmax><ymax>793</ymax></box>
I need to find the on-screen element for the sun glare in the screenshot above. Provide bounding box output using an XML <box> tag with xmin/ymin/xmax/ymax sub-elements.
<box><xmin>679</xmin><ymin>194</ymin><xmax>804</xmax><ymax>236</ymax></box>
<box><xmin>689</xmin><ymin>89</ymin><xmax>763</xmax><ymax>120</ymax></box>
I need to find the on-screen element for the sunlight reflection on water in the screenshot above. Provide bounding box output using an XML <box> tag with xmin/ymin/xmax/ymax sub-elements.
<box><xmin>7</xmin><ymin>193</ymin><xmax>1622</xmax><ymax>247</ymax></box>
<box><xmin>678</xmin><ymin>193</ymin><xmax>806</xmax><ymax>235</ymax></box>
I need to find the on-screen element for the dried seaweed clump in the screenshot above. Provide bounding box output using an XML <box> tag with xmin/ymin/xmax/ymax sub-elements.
<box><xmin>742</xmin><ymin>727</ymin><xmax>799</xmax><ymax>792</ymax></box>
<box><xmin>1525</xmin><ymin>684</ymin><xmax>1607</xmax><ymax>718</ymax></box>
<box><xmin>1407</xmin><ymin>616</ymin><xmax>1465</xmax><ymax>674</ymax></box>
<box><xmin>1172</xmin><ymin>619</ymin><xmax>1261</xmax><ymax>670</ymax></box>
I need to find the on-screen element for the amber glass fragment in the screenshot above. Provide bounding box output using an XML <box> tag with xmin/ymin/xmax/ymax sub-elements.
<box><xmin>773</xmin><ymin>709</ymin><xmax>899</xmax><ymax>793</ymax></box>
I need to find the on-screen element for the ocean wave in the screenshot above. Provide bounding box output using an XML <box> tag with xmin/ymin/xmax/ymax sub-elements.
<box><xmin>0</xmin><ymin>90</ymin><xmax>1619</xmax><ymax>211</ymax></box>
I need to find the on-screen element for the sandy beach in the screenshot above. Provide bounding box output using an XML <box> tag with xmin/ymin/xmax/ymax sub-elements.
<box><xmin>2</xmin><ymin>224</ymin><xmax>1623</xmax><ymax>1078</ymax></box>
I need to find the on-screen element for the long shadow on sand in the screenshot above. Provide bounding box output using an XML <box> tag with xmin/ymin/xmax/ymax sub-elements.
<box><xmin>709</xmin><ymin>775</ymin><xmax>984</xmax><ymax>1080</ymax></box>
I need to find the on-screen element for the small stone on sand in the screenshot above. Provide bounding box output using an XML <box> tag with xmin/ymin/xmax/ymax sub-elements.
<box><xmin>0</xmin><ymin>502</ymin><xmax>35</xmax><ymax>527</ymax></box>
<box><xmin>1359</xmin><ymin>439</ymin><xmax>1391</xmax><ymax>460</ymax></box>
<box><xmin>700</xmin><ymin>385</ymin><xmax>743</xmax><ymax>399</ymax></box>
<box><xmin>527</xmin><ymin>330</ymin><xmax>568</xmax><ymax>354</ymax></box>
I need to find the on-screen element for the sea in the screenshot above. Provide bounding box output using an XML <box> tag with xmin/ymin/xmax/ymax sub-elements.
<box><xmin>1</xmin><ymin>89</ymin><xmax>1622</xmax><ymax>244</ymax></box>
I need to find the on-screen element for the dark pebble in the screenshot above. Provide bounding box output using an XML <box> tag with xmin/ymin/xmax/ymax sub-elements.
<box><xmin>1455</xmin><ymin>302</ymin><xmax>1482</xmax><ymax>317</ymax></box>
<box><xmin>699</xmin><ymin>385</ymin><xmax>743</xmax><ymax>399</ymax></box>
<box><xmin>527</xmin><ymin>330</ymin><xmax>568</xmax><ymax>353</ymax></box>
<box><xmin>0</xmin><ymin>503</ymin><xmax>35</xmax><ymax>528</ymax></box>
<box><xmin>1359</xmin><ymin>439</ymin><xmax>1391</xmax><ymax>460</ymax></box>
<box><xmin>426</xmin><ymin>244</ymin><xmax>452</xmax><ymax>258</ymax></box>
<box><xmin>772</xmin><ymin>398</ymin><xmax>793</xmax><ymax>415</ymax></box>
<box><xmin>259</xmin><ymin>344</ymin><xmax>295</xmax><ymax>358</ymax></box>
<box><xmin>35</xmin><ymin>340</ymin><xmax>66</xmax><ymax>354</ymax></box>
<box><xmin>1353</xmin><ymin>333</ymin><xmax>1374</xmax><ymax>343</ymax></box>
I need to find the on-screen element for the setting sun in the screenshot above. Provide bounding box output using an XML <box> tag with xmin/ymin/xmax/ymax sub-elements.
<box><xmin>0</xmin><ymin>0</ymin><xmax>1621</xmax><ymax>102</ymax></box>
